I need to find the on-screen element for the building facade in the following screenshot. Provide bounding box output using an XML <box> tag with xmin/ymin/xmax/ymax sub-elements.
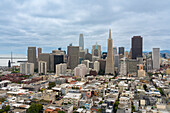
<box><xmin>38</xmin><ymin>61</ymin><xmax>47</xmax><ymax>75</ymax></box>
<box><xmin>152</xmin><ymin>48</ymin><xmax>160</xmax><ymax>70</ymax></box>
<box><xmin>20</xmin><ymin>62</ymin><xmax>34</xmax><ymax>75</ymax></box>
<box><xmin>105</xmin><ymin>29</ymin><xmax>115</xmax><ymax>75</ymax></box>
<box><xmin>27</xmin><ymin>47</ymin><xmax>37</xmax><ymax>69</ymax></box>
<box><xmin>79</xmin><ymin>34</ymin><xmax>84</xmax><ymax>50</ymax></box>
<box><xmin>132</xmin><ymin>36</ymin><xmax>143</xmax><ymax>59</ymax></box>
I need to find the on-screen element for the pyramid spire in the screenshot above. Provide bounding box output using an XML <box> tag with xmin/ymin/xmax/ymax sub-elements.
<box><xmin>109</xmin><ymin>29</ymin><xmax>111</xmax><ymax>39</ymax></box>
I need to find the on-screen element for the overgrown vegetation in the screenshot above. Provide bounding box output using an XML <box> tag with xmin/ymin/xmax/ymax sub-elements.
<box><xmin>0</xmin><ymin>105</ymin><xmax>10</xmax><ymax>113</ymax></box>
<box><xmin>26</xmin><ymin>103</ymin><xmax>43</xmax><ymax>113</ymax></box>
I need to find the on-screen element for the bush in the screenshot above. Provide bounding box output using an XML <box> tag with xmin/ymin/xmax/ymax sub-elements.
<box><xmin>0</xmin><ymin>98</ymin><xmax>6</xmax><ymax>102</ymax></box>
<box><xmin>48</xmin><ymin>82</ymin><xmax>56</xmax><ymax>89</ymax></box>
<box><xmin>4</xmin><ymin>105</ymin><xmax>10</xmax><ymax>112</ymax></box>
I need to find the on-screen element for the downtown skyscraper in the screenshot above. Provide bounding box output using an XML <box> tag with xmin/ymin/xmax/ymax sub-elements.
<box><xmin>152</xmin><ymin>48</ymin><xmax>160</xmax><ymax>70</ymax></box>
<box><xmin>105</xmin><ymin>29</ymin><xmax>115</xmax><ymax>75</ymax></box>
<box><xmin>131</xmin><ymin>36</ymin><xmax>143</xmax><ymax>59</ymax></box>
<box><xmin>79</xmin><ymin>34</ymin><xmax>84</xmax><ymax>50</ymax></box>
<box><xmin>28</xmin><ymin>47</ymin><xmax>37</xmax><ymax>69</ymax></box>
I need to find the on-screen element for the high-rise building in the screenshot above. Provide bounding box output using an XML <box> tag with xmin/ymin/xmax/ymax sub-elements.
<box><xmin>81</xmin><ymin>60</ymin><xmax>90</xmax><ymax>69</ymax></box>
<box><xmin>28</xmin><ymin>47</ymin><xmax>37</xmax><ymax>69</ymax></box>
<box><xmin>38</xmin><ymin>61</ymin><xmax>47</xmax><ymax>75</ymax></box>
<box><xmin>38</xmin><ymin>47</ymin><xmax>42</xmax><ymax>58</ymax></box>
<box><xmin>79</xmin><ymin>50</ymin><xmax>85</xmax><ymax>61</ymax></box>
<box><xmin>38</xmin><ymin>53</ymin><xmax>50</xmax><ymax>71</ymax></box>
<box><xmin>85</xmin><ymin>53</ymin><xmax>92</xmax><ymax>61</ymax></box>
<box><xmin>146</xmin><ymin>57</ymin><xmax>152</xmax><ymax>72</ymax></box>
<box><xmin>127</xmin><ymin>59</ymin><xmax>137</xmax><ymax>76</ymax></box>
<box><xmin>119</xmin><ymin>57</ymin><xmax>127</xmax><ymax>76</ymax></box>
<box><xmin>92</xmin><ymin>42</ymin><xmax>101</xmax><ymax>57</ymax></box>
<box><xmin>50</xmin><ymin>54</ymin><xmax>64</xmax><ymax>72</ymax></box>
<box><xmin>105</xmin><ymin>29</ymin><xmax>114</xmax><ymax>75</ymax></box>
<box><xmin>74</xmin><ymin>64</ymin><xmax>87</xmax><ymax>78</ymax></box>
<box><xmin>56</xmin><ymin>63</ymin><xmax>67</xmax><ymax>76</ymax></box>
<box><xmin>119</xmin><ymin>47</ymin><xmax>124</xmax><ymax>55</ymax></box>
<box><xmin>132</xmin><ymin>36</ymin><xmax>143</xmax><ymax>59</ymax></box>
<box><xmin>20</xmin><ymin>62</ymin><xmax>34</xmax><ymax>75</ymax></box>
<box><xmin>114</xmin><ymin>54</ymin><xmax>119</xmax><ymax>68</ymax></box>
<box><xmin>94</xmin><ymin>61</ymin><xmax>100</xmax><ymax>73</ymax></box>
<box><xmin>152</xmin><ymin>48</ymin><xmax>160</xmax><ymax>70</ymax></box>
<box><xmin>98</xmin><ymin>59</ymin><xmax>106</xmax><ymax>72</ymax></box>
<box><xmin>113</xmin><ymin>47</ymin><xmax>117</xmax><ymax>55</ymax></box>
<box><xmin>67</xmin><ymin>46</ymin><xmax>80</xmax><ymax>70</ymax></box>
<box><xmin>79</xmin><ymin>34</ymin><xmax>84</xmax><ymax>50</ymax></box>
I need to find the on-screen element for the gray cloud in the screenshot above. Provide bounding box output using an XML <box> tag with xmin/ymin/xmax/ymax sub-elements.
<box><xmin>0</xmin><ymin>0</ymin><xmax>170</xmax><ymax>54</ymax></box>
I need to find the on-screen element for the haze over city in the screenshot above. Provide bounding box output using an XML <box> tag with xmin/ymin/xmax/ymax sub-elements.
<box><xmin>0</xmin><ymin>0</ymin><xmax>170</xmax><ymax>54</ymax></box>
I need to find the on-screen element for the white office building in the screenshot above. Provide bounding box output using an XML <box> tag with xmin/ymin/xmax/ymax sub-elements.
<box><xmin>20</xmin><ymin>62</ymin><xmax>34</xmax><ymax>75</ymax></box>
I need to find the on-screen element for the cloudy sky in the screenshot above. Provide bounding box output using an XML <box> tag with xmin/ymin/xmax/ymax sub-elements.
<box><xmin>0</xmin><ymin>0</ymin><xmax>170</xmax><ymax>54</ymax></box>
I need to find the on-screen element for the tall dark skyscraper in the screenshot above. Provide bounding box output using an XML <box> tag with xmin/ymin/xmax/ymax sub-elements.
<box><xmin>132</xmin><ymin>36</ymin><xmax>143</xmax><ymax>59</ymax></box>
<box><xmin>119</xmin><ymin>47</ymin><xmax>124</xmax><ymax>55</ymax></box>
<box><xmin>28</xmin><ymin>47</ymin><xmax>37</xmax><ymax>69</ymax></box>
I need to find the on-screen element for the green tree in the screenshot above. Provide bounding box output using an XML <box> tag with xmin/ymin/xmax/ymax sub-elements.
<box><xmin>26</xmin><ymin>103</ymin><xmax>43</xmax><ymax>113</ymax></box>
<box><xmin>4</xmin><ymin>105</ymin><xmax>10</xmax><ymax>112</ymax></box>
<box><xmin>48</xmin><ymin>82</ymin><xmax>56</xmax><ymax>89</ymax></box>
<box><xmin>97</xmin><ymin>109</ymin><xmax>102</xmax><ymax>113</ymax></box>
<box><xmin>58</xmin><ymin>111</ymin><xmax>65</xmax><ymax>113</ymax></box>
<box><xmin>113</xmin><ymin>100</ymin><xmax>119</xmax><ymax>113</ymax></box>
<box><xmin>98</xmin><ymin>101</ymin><xmax>103</xmax><ymax>105</ymax></box>
<box><xmin>132</xmin><ymin>105</ymin><xmax>136</xmax><ymax>112</ymax></box>
<box><xmin>0</xmin><ymin>98</ymin><xmax>6</xmax><ymax>102</ymax></box>
<box><xmin>73</xmin><ymin>106</ymin><xmax>77</xmax><ymax>111</ymax></box>
<box><xmin>80</xmin><ymin>106</ymin><xmax>86</xmax><ymax>109</ymax></box>
<box><xmin>157</xmin><ymin>88</ymin><xmax>165</xmax><ymax>96</ymax></box>
<box><xmin>0</xmin><ymin>109</ymin><xmax>4</xmax><ymax>113</ymax></box>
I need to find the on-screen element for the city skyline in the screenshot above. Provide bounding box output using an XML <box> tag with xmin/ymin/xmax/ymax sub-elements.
<box><xmin>0</xmin><ymin>0</ymin><xmax>170</xmax><ymax>54</ymax></box>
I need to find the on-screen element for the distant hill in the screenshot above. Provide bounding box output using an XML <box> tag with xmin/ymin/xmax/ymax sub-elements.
<box><xmin>143</xmin><ymin>50</ymin><xmax>170</xmax><ymax>54</ymax></box>
<box><xmin>160</xmin><ymin>50</ymin><xmax>170</xmax><ymax>54</ymax></box>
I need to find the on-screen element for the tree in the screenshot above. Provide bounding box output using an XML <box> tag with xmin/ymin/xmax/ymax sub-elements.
<box><xmin>132</xmin><ymin>105</ymin><xmax>136</xmax><ymax>112</ymax></box>
<box><xmin>157</xmin><ymin>88</ymin><xmax>165</xmax><ymax>96</ymax></box>
<box><xmin>4</xmin><ymin>105</ymin><xmax>10</xmax><ymax>112</ymax></box>
<box><xmin>80</xmin><ymin>106</ymin><xmax>86</xmax><ymax>109</ymax></box>
<box><xmin>113</xmin><ymin>100</ymin><xmax>119</xmax><ymax>113</ymax></box>
<box><xmin>48</xmin><ymin>82</ymin><xmax>56</xmax><ymax>89</ymax></box>
<box><xmin>26</xmin><ymin>103</ymin><xmax>43</xmax><ymax>113</ymax></box>
<box><xmin>98</xmin><ymin>101</ymin><xmax>103</xmax><ymax>105</ymax></box>
<box><xmin>0</xmin><ymin>98</ymin><xmax>6</xmax><ymax>102</ymax></box>
<box><xmin>97</xmin><ymin>109</ymin><xmax>102</xmax><ymax>113</ymax></box>
<box><xmin>0</xmin><ymin>109</ymin><xmax>4</xmax><ymax>113</ymax></box>
<box><xmin>73</xmin><ymin>106</ymin><xmax>77</xmax><ymax>111</ymax></box>
<box><xmin>58</xmin><ymin>111</ymin><xmax>65</xmax><ymax>113</ymax></box>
